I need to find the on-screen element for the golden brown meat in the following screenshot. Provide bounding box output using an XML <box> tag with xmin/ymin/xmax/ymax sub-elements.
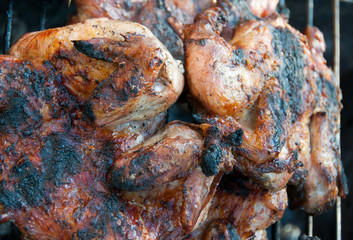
<box><xmin>70</xmin><ymin>0</ymin><xmax>280</xmax><ymax>60</ymax></box>
<box><xmin>184</xmin><ymin>174</ymin><xmax>287</xmax><ymax>239</ymax></box>
<box><xmin>71</xmin><ymin>0</ymin><xmax>215</xmax><ymax>60</ymax></box>
<box><xmin>108</xmin><ymin>121</ymin><xmax>204</xmax><ymax>191</ymax></box>
<box><xmin>184</xmin><ymin>6</ymin><xmax>317</xmax><ymax>190</ymax></box>
<box><xmin>9</xmin><ymin>18</ymin><xmax>184</xmax><ymax>128</ymax></box>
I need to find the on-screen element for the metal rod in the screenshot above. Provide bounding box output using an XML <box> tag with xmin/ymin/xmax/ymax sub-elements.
<box><xmin>3</xmin><ymin>0</ymin><xmax>14</xmax><ymax>53</ymax></box>
<box><xmin>272</xmin><ymin>220</ymin><xmax>281</xmax><ymax>240</ymax></box>
<box><xmin>336</xmin><ymin>196</ymin><xmax>342</xmax><ymax>240</ymax></box>
<box><xmin>332</xmin><ymin>0</ymin><xmax>342</xmax><ymax>239</ymax></box>
<box><xmin>307</xmin><ymin>0</ymin><xmax>314</xmax><ymax>26</ymax></box>
<box><xmin>40</xmin><ymin>0</ymin><xmax>48</xmax><ymax>31</ymax></box>
<box><xmin>333</xmin><ymin>0</ymin><xmax>340</xmax><ymax>87</ymax></box>
<box><xmin>307</xmin><ymin>215</ymin><xmax>313</xmax><ymax>237</ymax></box>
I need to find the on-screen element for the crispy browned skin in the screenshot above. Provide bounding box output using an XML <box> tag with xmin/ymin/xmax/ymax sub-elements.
<box><xmin>108</xmin><ymin>121</ymin><xmax>204</xmax><ymax>191</ymax></box>
<box><xmin>184</xmin><ymin>5</ymin><xmax>346</xmax><ymax>213</ymax></box>
<box><xmin>184</xmin><ymin>7</ymin><xmax>317</xmax><ymax>190</ymax></box>
<box><xmin>71</xmin><ymin>0</ymin><xmax>215</xmax><ymax>60</ymax></box>
<box><xmin>71</xmin><ymin>0</ymin><xmax>279</xmax><ymax>60</ymax></box>
<box><xmin>0</xmin><ymin>19</ymin><xmax>225</xmax><ymax>239</ymax></box>
<box><xmin>287</xmin><ymin>26</ymin><xmax>348</xmax><ymax>215</ymax></box>
<box><xmin>184</xmin><ymin>174</ymin><xmax>287</xmax><ymax>239</ymax></box>
<box><xmin>9</xmin><ymin>18</ymin><xmax>184</xmax><ymax>128</ymax></box>
<box><xmin>218</xmin><ymin>0</ymin><xmax>280</xmax><ymax>41</ymax></box>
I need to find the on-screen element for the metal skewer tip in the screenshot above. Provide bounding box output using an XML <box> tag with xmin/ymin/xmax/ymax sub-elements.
<box><xmin>307</xmin><ymin>0</ymin><xmax>314</xmax><ymax>26</ymax></box>
<box><xmin>3</xmin><ymin>0</ymin><xmax>14</xmax><ymax>54</ymax></box>
<box><xmin>307</xmin><ymin>215</ymin><xmax>313</xmax><ymax>237</ymax></box>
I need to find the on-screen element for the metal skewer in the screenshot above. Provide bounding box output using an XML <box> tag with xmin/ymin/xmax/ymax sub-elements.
<box><xmin>307</xmin><ymin>215</ymin><xmax>313</xmax><ymax>237</ymax></box>
<box><xmin>40</xmin><ymin>0</ymin><xmax>48</xmax><ymax>31</ymax></box>
<box><xmin>273</xmin><ymin>220</ymin><xmax>281</xmax><ymax>240</ymax></box>
<box><xmin>3</xmin><ymin>0</ymin><xmax>14</xmax><ymax>53</ymax></box>
<box><xmin>307</xmin><ymin>0</ymin><xmax>314</xmax><ymax>27</ymax></box>
<box><xmin>333</xmin><ymin>0</ymin><xmax>342</xmax><ymax>239</ymax></box>
<box><xmin>306</xmin><ymin>1</ymin><xmax>315</xmax><ymax>237</ymax></box>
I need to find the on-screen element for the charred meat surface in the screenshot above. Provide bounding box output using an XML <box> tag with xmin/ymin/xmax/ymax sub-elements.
<box><xmin>184</xmin><ymin>3</ymin><xmax>346</xmax><ymax>213</ymax></box>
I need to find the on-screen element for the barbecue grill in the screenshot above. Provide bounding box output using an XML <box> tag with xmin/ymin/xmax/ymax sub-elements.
<box><xmin>0</xmin><ymin>0</ymin><xmax>352</xmax><ymax>239</ymax></box>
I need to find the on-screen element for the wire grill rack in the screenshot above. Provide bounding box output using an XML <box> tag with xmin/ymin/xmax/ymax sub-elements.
<box><xmin>0</xmin><ymin>0</ymin><xmax>349</xmax><ymax>239</ymax></box>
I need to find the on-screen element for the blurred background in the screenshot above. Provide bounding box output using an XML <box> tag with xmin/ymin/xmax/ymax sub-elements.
<box><xmin>0</xmin><ymin>0</ymin><xmax>352</xmax><ymax>239</ymax></box>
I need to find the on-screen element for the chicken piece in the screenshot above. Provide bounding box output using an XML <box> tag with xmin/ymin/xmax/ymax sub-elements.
<box><xmin>121</xmin><ymin>167</ymin><xmax>221</xmax><ymax>237</ymax></box>
<box><xmin>70</xmin><ymin>0</ymin><xmax>215</xmax><ymax>60</ymax></box>
<box><xmin>0</xmin><ymin>18</ymin><xmax>215</xmax><ymax>239</ymax></box>
<box><xmin>9</xmin><ymin>18</ymin><xmax>184</xmax><ymax>128</ymax></box>
<box><xmin>184</xmin><ymin>173</ymin><xmax>287</xmax><ymax>239</ymax></box>
<box><xmin>184</xmin><ymin>6</ymin><xmax>317</xmax><ymax>190</ymax></box>
<box><xmin>253</xmin><ymin>229</ymin><xmax>268</xmax><ymax>240</ymax></box>
<box><xmin>245</xmin><ymin>0</ymin><xmax>279</xmax><ymax>18</ymax></box>
<box><xmin>218</xmin><ymin>0</ymin><xmax>281</xmax><ymax>41</ymax></box>
<box><xmin>287</xmin><ymin>26</ymin><xmax>348</xmax><ymax>215</ymax></box>
<box><xmin>70</xmin><ymin>0</ymin><xmax>279</xmax><ymax>60</ymax></box>
<box><xmin>108</xmin><ymin>121</ymin><xmax>204</xmax><ymax>191</ymax></box>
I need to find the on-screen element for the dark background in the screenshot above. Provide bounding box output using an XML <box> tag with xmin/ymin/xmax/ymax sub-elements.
<box><xmin>0</xmin><ymin>0</ymin><xmax>352</xmax><ymax>239</ymax></box>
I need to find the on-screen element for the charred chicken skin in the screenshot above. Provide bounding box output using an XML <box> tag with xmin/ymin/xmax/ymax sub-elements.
<box><xmin>184</xmin><ymin>173</ymin><xmax>287</xmax><ymax>239</ymax></box>
<box><xmin>184</xmin><ymin>6</ymin><xmax>312</xmax><ymax>190</ymax></box>
<box><xmin>0</xmin><ymin>1</ymin><xmax>346</xmax><ymax>239</ymax></box>
<box><xmin>287</xmin><ymin>26</ymin><xmax>348</xmax><ymax>214</ymax></box>
<box><xmin>71</xmin><ymin>0</ymin><xmax>280</xmax><ymax>60</ymax></box>
<box><xmin>71</xmin><ymin>0</ymin><xmax>215</xmax><ymax>60</ymax></box>
<box><xmin>0</xmin><ymin>16</ymin><xmax>291</xmax><ymax>240</ymax></box>
<box><xmin>184</xmin><ymin>4</ymin><xmax>347</xmax><ymax>213</ymax></box>
<box><xmin>0</xmin><ymin>19</ymin><xmax>222</xmax><ymax>239</ymax></box>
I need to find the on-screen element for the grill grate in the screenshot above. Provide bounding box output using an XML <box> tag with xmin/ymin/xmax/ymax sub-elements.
<box><xmin>0</xmin><ymin>0</ymin><xmax>347</xmax><ymax>239</ymax></box>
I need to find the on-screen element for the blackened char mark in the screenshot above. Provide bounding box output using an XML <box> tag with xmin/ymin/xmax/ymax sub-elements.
<box><xmin>0</xmin><ymin>90</ymin><xmax>42</xmax><ymax>134</ymax></box>
<box><xmin>322</xmin><ymin>78</ymin><xmax>340</xmax><ymax>111</ymax></box>
<box><xmin>266</xmin><ymin>91</ymin><xmax>289</xmax><ymax>151</ymax></box>
<box><xmin>272</xmin><ymin>27</ymin><xmax>305</xmax><ymax>123</ymax></box>
<box><xmin>72</xmin><ymin>194</ymin><xmax>127</xmax><ymax>239</ymax></box>
<box><xmin>73</xmin><ymin>36</ymin><xmax>147</xmax><ymax>64</ymax></box>
<box><xmin>204</xmin><ymin>219</ymin><xmax>241</xmax><ymax>240</ymax></box>
<box><xmin>109</xmin><ymin>151</ymin><xmax>154</xmax><ymax>191</ymax></box>
<box><xmin>73</xmin><ymin>39</ymin><xmax>114</xmax><ymax>63</ymax></box>
<box><xmin>201</xmin><ymin>144</ymin><xmax>224</xmax><ymax>177</ymax></box>
<box><xmin>90</xmin><ymin>71</ymin><xmax>143</xmax><ymax>106</ymax></box>
<box><xmin>218</xmin><ymin>173</ymin><xmax>250</xmax><ymax>197</ymax></box>
<box><xmin>225</xmin><ymin>129</ymin><xmax>243</xmax><ymax>147</ymax></box>
<box><xmin>82</xmin><ymin>101</ymin><xmax>96</xmax><ymax>124</ymax></box>
<box><xmin>0</xmin><ymin>157</ymin><xmax>46</xmax><ymax>210</ymax></box>
<box><xmin>41</xmin><ymin>133</ymin><xmax>81</xmax><ymax>187</ymax></box>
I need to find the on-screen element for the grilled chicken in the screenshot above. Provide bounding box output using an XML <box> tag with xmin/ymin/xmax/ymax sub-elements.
<box><xmin>287</xmin><ymin>26</ymin><xmax>348</xmax><ymax>215</ymax></box>
<box><xmin>9</xmin><ymin>18</ymin><xmax>184</xmax><ymax>128</ymax></box>
<box><xmin>184</xmin><ymin>173</ymin><xmax>287</xmax><ymax>239</ymax></box>
<box><xmin>184</xmin><ymin>4</ymin><xmax>346</xmax><ymax>212</ymax></box>
<box><xmin>0</xmin><ymin>19</ymin><xmax>223</xmax><ymax>239</ymax></box>
<box><xmin>184</xmin><ymin>6</ymin><xmax>315</xmax><ymax>190</ymax></box>
<box><xmin>70</xmin><ymin>0</ymin><xmax>280</xmax><ymax>60</ymax></box>
<box><xmin>70</xmin><ymin>0</ymin><xmax>215</xmax><ymax>60</ymax></box>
